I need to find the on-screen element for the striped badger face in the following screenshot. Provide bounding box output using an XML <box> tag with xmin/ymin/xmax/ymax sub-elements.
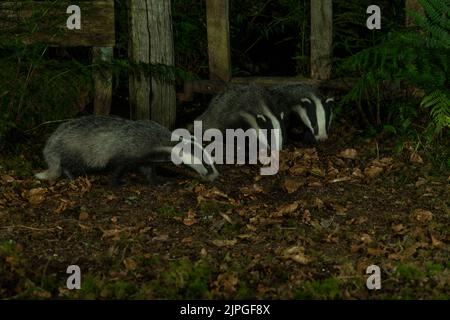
<box><xmin>294</xmin><ymin>96</ymin><xmax>334</xmax><ymax>142</ymax></box>
<box><xmin>171</xmin><ymin>135</ymin><xmax>219</xmax><ymax>182</ymax></box>
<box><xmin>238</xmin><ymin>108</ymin><xmax>286</xmax><ymax>152</ymax></box>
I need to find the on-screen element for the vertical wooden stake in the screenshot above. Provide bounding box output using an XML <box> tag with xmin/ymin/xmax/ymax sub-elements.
<box><xmin>93</xmin><ymin>47</ymin><xmax>113</xmax><ymax>115</ymax></box>
<box><xmin>128</xmin><ymin>0</ymin><xmax>176</xmax><ymax>129</ymax></box>
<box><xmin>148</xmin><ymin>0</ymin><xmax>176</xmax><ymax>129</ymax></box>
<box><xmin>310</xmin><ymin>0</ymin><xmax>332</xmax><ymax>80</ymax></box>
<box><xmin>129</xmin><ymin>0</ymin><xmax>151</xmax><ymax>121</ymax></box>
<box><xmin>206</xmin><ymin>0</ymin><xmax>231</xmax><ymax>82</ymax></box>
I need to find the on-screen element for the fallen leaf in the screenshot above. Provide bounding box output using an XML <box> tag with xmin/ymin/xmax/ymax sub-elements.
<box><xmin>360</xmin><ymin>234</ymin><xmax>372</xmax><ymax>244</ymax></box>
<box><xmin>412</xmin><ymin>209</ymin><xmax>433</xmax><ymax>223</ymax></box>
<box><xmin>1</xmin><ymin>175</ymin><xmax>15</xmax><ymax>183</ymax></box>
<box><xmin>183</xmin><ymin>209</ymin><xmax>198</xmax><ymax>226</ymax></box>
<box><xmin>339</xmin><ymin>148</ymin><xmax>358</xmax><ymax>160</ymax></box>
<box><xmin>274</xmin><ymin>201</ymin><xmax>300</xmax><ymax>217</ymax></box>
<box><xmin>79</xmin><ymin>212</ymin><xmax>89</xmax><ymax>221</ymax></box>
<box><xmin>410</xmin><ymin>152</ymin><xmax>424</xmax><ymax>164</ymax></box>
<box><xmin>364</xmin><ymin>166</ymin><xmax>383</xmax><ymax>179</ymax></box>
<box><xmin>123</xmin><ymin>258</ymin><xmax>137</xmax><ymax>270</ymax></box>
<box><xmin>367</xmin><ymin>247</ymin><xmax>384</xmax><ymax>256</ymax></box>
<box><xmin>283</xmin><ymin>178</ymin><xmax>302</xmax><ymax>194</ymax></box>
<box><xmin>26</xmin><ymin>187</ymin><xmax>47</xmax><ymax>205</ymax></box>
<box><xmin>152</xmin><ymin>234</ymin><xmax>169</xmax><ymax>241</ymax></box>
<box><xmin>212</xmin><ymin>239</ymin><xmax>238</xmax><ymax>247</ymax></box>
<box><xmin>352</xmin><ymin>168</ymin><xmax>365</xmax><ymax>178</ymax></box>
<box><xmin>392</xmin><ymin>224</ymin><xmax>406</xmax><ymax>235</ymax></box>
<box><xmin>430</xmin><ymin>234</ymin><xmax>443</xmax><ymax>247</ymax></box>
<box><xmin>282</xmin><ymin>246</ymin><xmax>311</xmax><ymax>265</ymax></box>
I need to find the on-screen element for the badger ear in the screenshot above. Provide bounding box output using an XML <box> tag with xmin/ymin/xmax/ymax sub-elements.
<box><xmin>300</xmin><ymin>98</ymin><xmax>312</xmax><ymax>104</ymax></box>
<box><xmin>325</xmin><ymin>97</ymin><xmax>335</xmax><ymax>104</ymax></box>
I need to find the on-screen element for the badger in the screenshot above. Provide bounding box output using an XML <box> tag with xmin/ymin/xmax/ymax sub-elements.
<box><xmin>192</xmin><ymin>83</ymin><xmax>287</xmax><ymax>152</ymax></box>
<box><xmin>267</xmin><ymin>84</ymin><xmax>334</xmax><ymax>144</ymax></box>
<box><xmin>35</xmin><ymin>116</ymin><xmax>219</xmax><ymax>185</ymax></box>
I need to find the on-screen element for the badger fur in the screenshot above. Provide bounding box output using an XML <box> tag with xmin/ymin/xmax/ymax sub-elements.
<box><xmin>35</xmin><ymin>116</ymin><xmax>219</xmax><ymax>184</ymax></box>
<box><xmin>268</xmin><ymin>84</ymin><xmax>334</xmax><ymax>143</ymax></box>
<box><xmin>193</xmin><ymin>83</ymin><xmax>287</xmax><ymax>151</ymax></box>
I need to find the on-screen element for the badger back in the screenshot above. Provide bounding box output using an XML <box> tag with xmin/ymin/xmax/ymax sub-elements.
<box><xmin>47</xmin><ymin>116</ymin><xmax>173</xmax><ymax>169</ymax></box>
<box><xmin>195</xmin><ymin>84</ymin><xmax>286</xmax><ymax>150</ymax></box>
<box><xmin>269</xmin><ymin>84</ymin><xmax>333</xmax><ymax>142</ymax></box>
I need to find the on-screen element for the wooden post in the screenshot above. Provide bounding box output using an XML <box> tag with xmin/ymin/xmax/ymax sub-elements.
<box><xmin>92</xmin><ymin>47</ymin><xmax>113</xmax><ymax>115</ymax></box>
<box><xmin>405</xmin><ymin>0</ymin><xmax>424</xmax><ymax>27</ymax></box>
<box><xmin>206</xmin><ymin>0</ymin><xmax>231</xmax><ymax>82</ymax></box>
<box><xmin>129</xmin><ymin>0</ymin><xmax>151</xmax><ymax>121</ymax></box>
<box><xmin>310</xmin><ymin>0</ymin><xmax>332</xmax><ymax>80</ymax></box>
<box><xmin>129</xmin><ymin>0</ymin><xmax>176</xmax><ymax>129</ymax></box>
<box><xmin>148</xmin><ymin>0</ymin><xmax>176</xmax><ymax>129</ymax></box>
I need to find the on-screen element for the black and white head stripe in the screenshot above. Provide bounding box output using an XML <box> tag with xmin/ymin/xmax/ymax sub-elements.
<box><xmin>238</xmin><ymin>100</ymin><xmax>283</xmax><ymax>151</ymax></box>
<box><xmin>295</xmin><ymin>94</ymin><xmax>333</xmax><ymax>142</ymax></box>
<box><xmin>166</xmin><ymin>135</ymin><xmax>219</xmax><ymax>182</ymax></box>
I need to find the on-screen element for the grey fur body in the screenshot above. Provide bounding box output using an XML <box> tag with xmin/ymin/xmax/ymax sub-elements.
<box><xmin>194</xmin><ymin>84</ymin><xmax>287</xmax><ymax>151</ymax></box>
<box><xmin>268</xmin><ymin>84</ymin><xmax>334</xmax><ymax>143</ymax></box>
<box><xmin>36</xmin><ymin>116</ymin><xmax>219</xmax><ymax>184</ymax></box>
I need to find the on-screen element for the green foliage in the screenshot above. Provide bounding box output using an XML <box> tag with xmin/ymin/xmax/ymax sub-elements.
<box><xmin>294</xmin><ymin>277</ymin><xmax>342</xmax><ymax>299</ymax></box>
<box><xmin>421</xmin><ymin>90</ymin><xmax>450</xmax><ymax>139</ymax></box>
<box><xmin>338</xmin><ymin>0</ymin><xmax>449</xmax><ymax>142</ymax></box>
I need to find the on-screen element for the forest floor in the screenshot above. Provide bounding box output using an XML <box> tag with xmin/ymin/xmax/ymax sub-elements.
<box><xmin>0</xmin><ymin>120</ymin><xmax>449</xmax><ymax>299</ymax></box>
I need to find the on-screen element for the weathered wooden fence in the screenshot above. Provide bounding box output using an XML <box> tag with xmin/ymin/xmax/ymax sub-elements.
<box><xmin>0</xmin><ymin>1</ymin><xmax>115</xmax><ymax>115</ymax></box>
<box><xmin>1</xmin><ymin>0</ymin><xmax>425</xmax><ymax>124</ymax></box>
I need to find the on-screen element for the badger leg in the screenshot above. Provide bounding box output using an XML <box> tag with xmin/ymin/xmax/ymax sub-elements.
<box><xmin>111</xmin><ymin>166</ymin><xmax>126</xmax><ymax>186</ymax></box>
<box><xmin>35</xmin><ymin>154</ymin><xmax>62</xmax><ymax>180</ymax></box>
<box><xmin>63</xmin><ymin>169</ymin><xmax>75</xmax><ymax>180</ymax></box>
<box><xmin>139</xmin><ymin>165</ymin><xmax>162</xmax><ymax>185</ymax></box>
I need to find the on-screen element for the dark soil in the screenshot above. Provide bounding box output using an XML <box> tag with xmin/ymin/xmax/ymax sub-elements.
<box><xmin>0</xmin><ymin>121</ymin><xmax>448</xmax><ymax>299</ymax></box>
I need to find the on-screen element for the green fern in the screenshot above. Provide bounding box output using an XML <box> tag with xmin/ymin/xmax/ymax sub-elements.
<box><xmin>421</xmin><ymin>90</ymin><xmax>450</xmax><ymax>138</ymax></box>
<box><xmin>338</xmin><ymin>0</ymin><xmax>449</xmax><ymax>140</ymax></box>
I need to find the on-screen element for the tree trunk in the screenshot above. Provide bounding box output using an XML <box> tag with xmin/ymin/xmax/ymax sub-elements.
<box><xmin>128</xmin><ymin>0</ymin><xmax>176</xmax><ymax>129</ymax></box>
<box><xmin>310</xmin><ymin>0</ymin><xmax>332</xmax><ymax>80</ymax></box>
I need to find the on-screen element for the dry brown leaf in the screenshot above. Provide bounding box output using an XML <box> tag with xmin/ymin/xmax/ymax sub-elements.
<box><xmin>283</xmin><ymin>178</ymin><xmax>302</xmax><ymax>194</ymax></box>
<box><xmin>430</xmin><ymin>234</ymin><xmax>443</xmax><ymax>247</ymax></box>
<box><xmin>123</xmin><ymin>258</ymin><xmax>137</xmax><ymax>270</ymax></box>
<box><xmin>102</xmin><ymin>229</ymin><xmax>121</xmax><ymax>240</ymax></box>
<box><xmin>274</xmin><ymin>201</ymin><xmax>299</xmax><ymax>217</ymax></box>
<box><xmin>183</xmin><ymin>209</ymin><xmax>198</xmax><ymax>226</ymax></box>
<box><xmin>311</xmin><ymin>167</ymin><xmax>325</xmax><ymax>177</ymax></box>
<box><xmin>181</xmin><ymin>237</ymin><xmax>193</xmax><ymax>244</ymax></box>
<box><xmin>26</xmin><ymin>187</ymin><xmax>47</xmax><ymax>205</ymax></box>
<box><xmin>339</xmin><ymin>149</ymin><xmax>358</xmax><ymax>160</ymax></box>
<box><xmin>214</xmin><ymin>273</ymin><xmax>239</xmax><ymax>295</ymax></box>
<box><xmin>412</xmin><ymin>209</ymin><xmax>433</xmax><ymax>223</ymax></box>
<box><xmin>289</xmin><ymin>164</ymin><xmax>306</xmax><ymax>176</ymax></box>
<box><xmin>308</xmin><ymin>181</ymin><xmax>323</xmax><ymax>188</ymax></box>
<box><xmin>1</xmin><ymin>175</ymin><xmax>15</xmax><ymax>183</ymax></box>
<box><xmin>79</xmin><ymin>212</ymin><xmax>89</xmax><ymax>221</ymax></box>
<box><xmin>367</xmin><ymin>247</ymin><xmax>384</xmax><ymax>256</ymax></box>
<box><xmin>302</xmin><ymin>209</ymin><xmax>311</xmax><ymax>223</ymax></box>
<box><xmin>352</xmin><ymin>168</ymin><xmax>365</xmax><ymax>178</ymax></box>
<box><xmin>54</xmin><ymin>199</ymin><xmax>75</xmax><ymax>214</ymax></box>
<box><xmin>392</xmin><ymin>224</ymin><xmax>406</xmax><ymax>235</ymax></box>
<box><xmin>314</xmin><ymin>197</ymin><xmax>324</xmax><ymax>210</ymax></box>
<box><xmin>152</xmin><ymin>234</ymin><xmax>169</xmax><ymax>241</ymax></box>
<box><xmin>219</xmin><ymin>212</ymin><xmax>233</xmax><ymax>224</ymax></box>
<box><xmin>410</xmin><ymin>152</ymin><xmax>424</xmax><ymax>164</ymax></box>
<box><xmin>364</xmin><ymin>166</ymin><xmax>383</xmax><ymax>179</ymax></box>
<box><xmin>360</xmin><ymin>234</ymin><xmax>373</xmax><ymax>244</ymax></box>
<box><xmin>282</xmin><ymin>246</ymin><xmax>311</xmax><ymax>265</ymax></box>
<box><xmin>415</xmin><ymin>178</ymin><xmax>427</xmax><ymax>188</ymax></box>
<box><xmin>212</xmin><ymin>239</ymin><xmax>238</xmax><ymax>247</ymax></box>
